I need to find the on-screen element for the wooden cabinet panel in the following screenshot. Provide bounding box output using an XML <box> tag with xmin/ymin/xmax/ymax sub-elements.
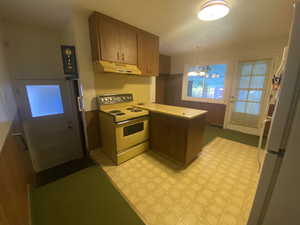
<box><xmin>159</xmin><ymin>55</ymin><xmax>171</xmax><ymax>75</ymax></box>
<box><xmin>119</xmin><ymin>26</ymin><xmax>137</xmax><ymax>65</ymax></box>
<box><xmin>138</xmin><ymin>32</ymin><xmax>159</xmax><ymax>76</ymax></box>
<box><xmin>150</xmin><ymin>112</ymin><xmax>206</xmax><ymax>166</ymax></box>
<box><xmin>88</xmin><ymin>15</ymin><xmax>101</xmax><ymax>62</ymax></box>
<box><xmin>89</xmin><ymin>12</ymin><xmax>159</xmax><ymax>76</ymax></box>
<box><xmin>99</xmin><ymin>17</ymin><xmax>121</xmax><ymax>63</ymax></box>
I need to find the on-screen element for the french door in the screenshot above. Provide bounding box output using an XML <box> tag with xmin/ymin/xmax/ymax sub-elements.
<box><xmin>226</xmin><ymin>60</ymin><xmax>272</xmax><ymax>135</ymax></box>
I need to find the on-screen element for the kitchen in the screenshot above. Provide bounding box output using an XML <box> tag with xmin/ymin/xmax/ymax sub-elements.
<box><xmin>0</xmin><ymin>1</ymin><xmax>299</xmax><ymax>225</ymax></box>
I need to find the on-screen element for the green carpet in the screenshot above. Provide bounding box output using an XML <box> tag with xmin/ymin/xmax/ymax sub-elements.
<box><xmin>202</xmin><ymin>125</ymin><xmax>260</xmax><ymax>147</ymax></box>
<box><xmin>31</xmin><ymin>166</ymin><xmax>145</xmax><ymax>225</ymax></box>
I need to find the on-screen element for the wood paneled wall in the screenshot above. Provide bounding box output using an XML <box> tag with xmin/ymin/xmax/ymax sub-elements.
<box><xmin>85</xmin><ymin>110</ymin><xmax>101</xmax><ymax>151</ymax></box>
<box><xmin>0</xmin><ymin>118</ymin><xmax>35</xmax><ymax>225</ymax></box>
<box><xmin>159</xmin><ymin>55</ymin><xmax>171</xmax><ymax>75</ymax></box>
<box><xmin>156</xmin><ymin>74</ymin><xmax>226</xmax><ymax>127</ymax></box>
<box><xmin>155</xmin><ymin>75</ymin><xmax>168</xmax><ymax>104</ymax></box>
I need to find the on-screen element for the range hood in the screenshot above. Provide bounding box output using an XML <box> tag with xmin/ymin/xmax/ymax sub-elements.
<box><xmin>93</xmin><ymin>60</ymin><xmax>142</xmax><ymax>75</ymax></box>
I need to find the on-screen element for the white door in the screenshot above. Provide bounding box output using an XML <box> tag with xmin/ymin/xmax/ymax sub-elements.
<box><xmin>15</xmin><ymin>79</ymin><xmax>84</xmax><ymax>172</ymax></box>
<box><xmin>226</xmin><ymin>60</ymin><xmax>272</xmax><ymax>135</ymax></box>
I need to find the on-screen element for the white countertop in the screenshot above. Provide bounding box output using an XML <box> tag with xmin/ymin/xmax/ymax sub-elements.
<box><xmin>135</xmin><ymin>103</ymin><xmax>207</xmax><ymax>119</ymax></box>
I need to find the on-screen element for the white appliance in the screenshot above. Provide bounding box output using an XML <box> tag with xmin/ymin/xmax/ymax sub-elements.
<box><xmin>247</xmin><ymin>1</ymin><xmax>300</xmax><ymax>225</ymax></box>
<box><xmin>97</xmin><ymin>94</ymin><xmax>149</xmax><ymax>165</ymax></box>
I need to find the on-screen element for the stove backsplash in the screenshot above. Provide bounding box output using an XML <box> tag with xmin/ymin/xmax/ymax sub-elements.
<box><xmin>94</xmin><ymin>73</ymin><xmax>155</xmax><ymax>107</ymax></box>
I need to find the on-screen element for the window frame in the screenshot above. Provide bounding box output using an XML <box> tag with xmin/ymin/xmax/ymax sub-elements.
<box><xmin>181</xmin><ymin>63</ymin><xmax>229</xmax><ymax>104</ymax></box>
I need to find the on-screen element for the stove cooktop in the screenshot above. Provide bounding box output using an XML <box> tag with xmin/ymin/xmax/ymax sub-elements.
<box><xmin>97</xmin><ymin>94</ymin><xmax>149</xmax><ymax>121</ymax></box>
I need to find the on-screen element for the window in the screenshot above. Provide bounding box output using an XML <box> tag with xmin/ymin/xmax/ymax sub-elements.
<box><xmin>183</xmin><ymin>64</ymin><xmax>227</xmax><ymax>103</ymax></box>
<box><xmin>26</xmin><ymin>85</ymin><xmax>64</xmax><ymax>118</ymax></box>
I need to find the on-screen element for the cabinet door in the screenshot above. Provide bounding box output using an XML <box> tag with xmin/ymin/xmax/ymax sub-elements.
<box><xmin>99</xmin><ymin>17</ymin><xmax>121</xmax><ymax>63</ymax></box>
<box><xmin>119</xmin><ymin>26</ymin><xmax>137</xmax><ymax>65</ymax></box>
<box><xmin>89</xmin><ymin>15</ymin><xmax>101</xmax><ymax>62</ymax></box>
<box><xmin>138</xmin><ymin>32</ymin><xmax>159</xmax><ymax>76</ymax></box>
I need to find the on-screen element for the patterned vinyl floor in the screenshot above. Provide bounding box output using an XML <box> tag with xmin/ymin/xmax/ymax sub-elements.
<box><xmin>91</xmin><ymin>137</ymin><xmax>261</xmax><ymax>225</ymax></box>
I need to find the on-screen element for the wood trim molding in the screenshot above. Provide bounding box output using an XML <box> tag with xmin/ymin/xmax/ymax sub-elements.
<box><xmin>85</xmin><ymin>110</ymin><xmax>101</xmax><ymax>151</ymax></box>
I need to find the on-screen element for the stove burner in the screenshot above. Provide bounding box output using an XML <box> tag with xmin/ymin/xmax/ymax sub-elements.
<box><xmin>109</xmin><ymin>110</ymin><xmax>121</xmax><ymax>114</ymax></box>
<box><xmin>126</xmin><ymin>107</ymin><xmax>142</xmax><ymax>112</ymax></box>
<box><xmin>115</xmin><ymin>112</ymin><xmax>125</xmax><ymax>116</ymax></box>
<box><xmin>132</xmin><ymin>109</ymin><xmax>142</xmax><ymax>112</ymax></box>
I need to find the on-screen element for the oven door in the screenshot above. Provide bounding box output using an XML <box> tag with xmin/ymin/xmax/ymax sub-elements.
<box><xmin>115</xmin><ymin>116</ymin><xmax>149</xmax><ymax>152</ymax></box>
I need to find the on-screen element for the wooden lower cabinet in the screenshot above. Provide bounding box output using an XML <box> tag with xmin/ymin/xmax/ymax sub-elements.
<box><xmin>150</xmin><ymin>112</ymin><xmax>206</xmax><ymax>166</ymax></box>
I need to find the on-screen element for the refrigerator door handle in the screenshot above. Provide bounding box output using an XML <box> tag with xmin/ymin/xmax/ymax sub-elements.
<box><xmin>267</xmin><ymin>149</ymin><xmax>285</xmax><ymax>157</ymax></box>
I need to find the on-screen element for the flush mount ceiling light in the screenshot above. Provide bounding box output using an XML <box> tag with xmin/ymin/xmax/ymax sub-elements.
<box><xmin>198</xmin><ymin>0</ymin><xmax>230</xmax><ymax>21</ymax></box>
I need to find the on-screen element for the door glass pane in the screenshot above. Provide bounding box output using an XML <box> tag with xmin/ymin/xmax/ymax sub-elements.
<box><xmin>234</xmin><ymin>102</ymin><xmax>246</xmax><ymax>113</ymax></box>
<box><xmin>250</xmin><ymin>76</ymin><xmax>265</xmax><ymax>89</ymax></box>
<box><xmin>253</xmin><ymin>62</ymin><xmax>267</xmax><ymax>75</ymax></box>
<box><xmin>238</xmin><ymin>90</ymin><xmax>248</xmax><ymax>100</ymax></box>
<box><xmin>239</xmin><ymin>76</ymin><xmax>250</xmax><ymax>88</ymax></box>
<box><xmin>248</xmin><ymin>90</ymin><xmax>262</xmax><ymax>102</ymax></box>
<box><xmin>26</xmin><ymin>85</ymin><xmax>64</xmax><ymax>118</ymax></box>
<box><xmin>246</xmin><ymin>102</ymin><xmax>260</xmax><ymax>115</ymax></box>
<box><xmin>241</xmin><ymin>64</ymin><xmax>252</xmax><ymax>76</ymax></box>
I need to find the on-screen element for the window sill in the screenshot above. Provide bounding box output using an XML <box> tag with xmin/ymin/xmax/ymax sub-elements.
<box><xmin>181</xmin><ymin>96</ymin><xmax>226</xmax><ymax>105</ymax></box>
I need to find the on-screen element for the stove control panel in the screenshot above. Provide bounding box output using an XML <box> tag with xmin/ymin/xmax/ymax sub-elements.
<box><xmin>97</xmin><ymin>94</ymin><xmax>133</xmax><ymax>105</ymax></box>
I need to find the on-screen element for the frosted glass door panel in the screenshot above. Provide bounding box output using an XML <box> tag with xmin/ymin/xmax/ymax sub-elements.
<box><xmin>253</xmin><ymin>63</ymin><xmax>268</xmax><ymax>75</ymax></box>
<box><xmin>248</xmin><ymin>90</ymin><xmax>263</xmax><ymax>102</ymax></box>
<box><xmin>230</xmin><ymin>60</ymin><xmax>270</xmax><ymax>128</ymax></box>
<box><xmin>250</xmin><ymin>76</ymin><xmax>265</xmax><ymax>89</ymax></box>
<box><xmin>26</xmin><ymin>85</ymin><xmax>64</xmax><ymax>118</ymax></box>
<box><xmin>239</xmin><ymin>76</ymin><xmax>250</xmax><ymax>88</ymax></box>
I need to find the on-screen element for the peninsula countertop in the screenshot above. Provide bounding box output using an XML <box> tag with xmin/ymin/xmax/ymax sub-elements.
<box><xmin>135</xmin><ymin>103</ymin><xmax>207</xmax><ymax>119</ymax></box>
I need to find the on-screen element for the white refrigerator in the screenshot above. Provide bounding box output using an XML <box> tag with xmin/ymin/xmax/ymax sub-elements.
<box><xmin>247</xmin><ymin>1</ymin><xmax>300</xmax><ymax>225</ymax></box>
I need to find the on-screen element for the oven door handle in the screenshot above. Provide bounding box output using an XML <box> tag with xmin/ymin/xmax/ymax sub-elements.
<box><xmin>115</xmin><ymin>116</ymin><xmax>148</xmax><ymax>126</ymax></box>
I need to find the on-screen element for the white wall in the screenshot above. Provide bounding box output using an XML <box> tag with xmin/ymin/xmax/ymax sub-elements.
<box><xmin>0</xmin><ymin>22</ymin><xmax>17</xmax><ymax>150</ymax></box>
<box><xmin>3</xmin><ymin>22</ymin><xmax>64</xmax><ymax>79</ymax></box>
<box><xmin>171</xmin><ymin>38</ymin><xmax>288</xmax><ymax>75</ymax></box>
<box><xmin>170</xmin><ymin>38</ymin><xmax>288</xmax><ymax>131</ymax></box>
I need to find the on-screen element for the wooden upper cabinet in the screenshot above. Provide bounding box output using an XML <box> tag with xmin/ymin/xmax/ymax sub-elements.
<box><xmin>99</xmin><ymin>17</ymin><xmax>121</xmax><ymax>63</ymax></box>
<box><xmin>119</xmin><ymin>26</ymin><xmax>137</xmax><ymax>65</ymax></box>
<box><xmin>89</xmin><ymin>13</ymin><xmax>137</xmax><ymax>65</ymax></box>
<box><xmin>138</xmin><ymin>31</ymin><xmax>159</xmax><ymax>76</ymax></box>
<box><xmin>89</xmin><ymin>12</ymin><xmax>159</xmax><ymax>76</ymax></box>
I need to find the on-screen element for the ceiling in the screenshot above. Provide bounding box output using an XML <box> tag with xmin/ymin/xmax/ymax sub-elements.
<box><xmin>0</xmin><ymin>0</ymin><xmax>294</xmax><ymax>55</ymax></box>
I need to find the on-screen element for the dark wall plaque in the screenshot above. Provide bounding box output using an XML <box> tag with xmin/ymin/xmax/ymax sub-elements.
<box><xmin>61</xmin><ymin>45</ymin><xmax>78</xmax><ymax>79</ymax></box>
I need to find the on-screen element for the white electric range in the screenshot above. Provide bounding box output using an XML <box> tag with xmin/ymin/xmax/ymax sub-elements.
<box><xmin>97</xmin><ymin>94</ymin><xmax>149</xmax><ymax>165</ymax></box>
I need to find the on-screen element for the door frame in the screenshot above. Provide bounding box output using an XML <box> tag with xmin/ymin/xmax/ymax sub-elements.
<box><xmin>224</xmin><ymin>58</ymin><xmax>275</xmax><ymax>136</ymax></box>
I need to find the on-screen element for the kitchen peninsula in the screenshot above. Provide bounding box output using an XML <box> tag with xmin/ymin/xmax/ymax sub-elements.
<box><xmin>137</xmin><ymin>103</ymin><xmax>207</xmax><ymax>166</ymax></box>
